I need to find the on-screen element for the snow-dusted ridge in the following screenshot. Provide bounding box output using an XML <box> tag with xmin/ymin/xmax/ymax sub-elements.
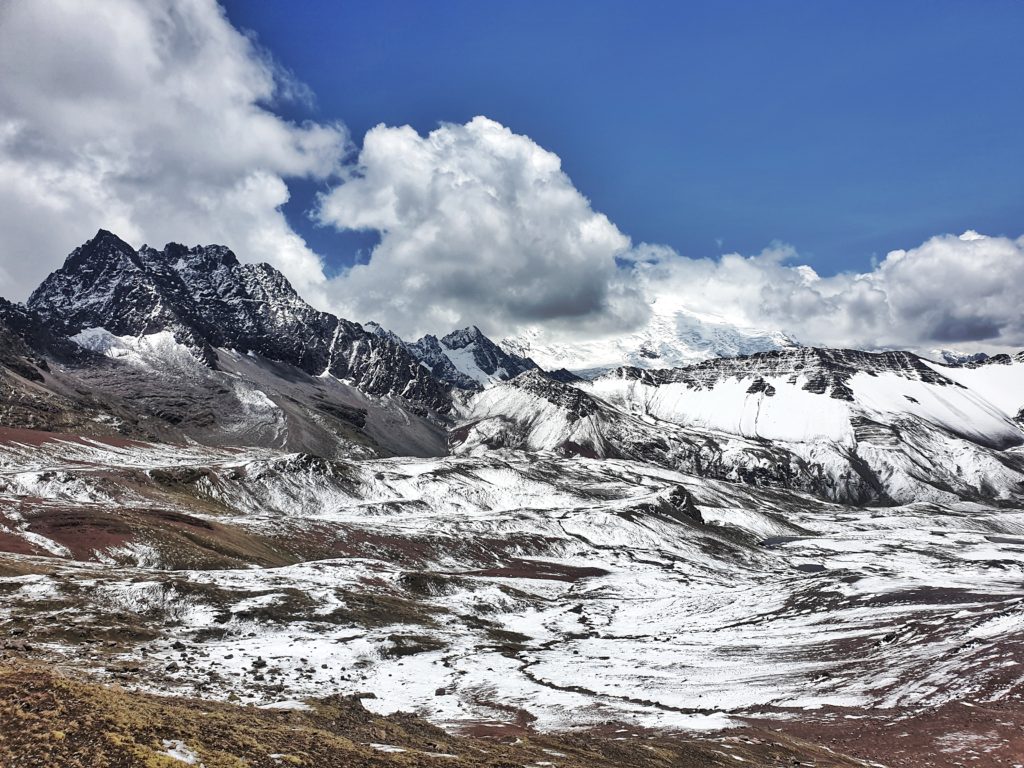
<box><xmin>589</xmin><ymin>348</ymin><xmax>1024</xmax><ymax>448</ymax></box>
<box><xmin>367</xmin><ymin>322</ymin><xmax>538</xmax><ymax>391</ymax></box>
<box><xmin>455</xmin><ymin>350</ymin><xmax>1024</xmax><ymax>505</ymax></box>
<box><xmin>28</xmin><ymin>229</ymin><xmax>450</xmax><ymax>412</ymax></box>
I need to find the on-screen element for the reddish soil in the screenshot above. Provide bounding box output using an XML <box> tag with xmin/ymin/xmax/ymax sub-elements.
<box><xmin>0</xmin><ymin>529</ymin><xmax>43</xmax><ymax>557</ymax></box>
<box><xmin>464</xmin><ymin>558</ymin><xmax>610</xmax><ymax>581</ymax></box>
<box><xmin>744</xmin><ymin>697</ymin><xmax>1024</xmax><ymax>767</ymax></box>
<box><xmin>25</xmin><ymin>507</ymin><xmax>134</xmax><ymax>558</ymax></box>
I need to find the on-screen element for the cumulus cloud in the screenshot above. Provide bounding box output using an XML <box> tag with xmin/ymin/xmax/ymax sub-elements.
<box><xmin>632</xmin><ymin>230</ymin><xmax>1024</xmax><ymax>352</ymax></box>
<box><xmin>313</xmin><ymin>111</ymin><xmax>1024</xmax><ymax>352</ymax></box>
<box><xmin>315</xmin><ymin>117</ymin><xmax>648</xmax><ymax>338</ymax></box>
<box><xmin>0</xmin><ymin>0</ymin><xmax>347</xmax><ymax>301</ymax></box>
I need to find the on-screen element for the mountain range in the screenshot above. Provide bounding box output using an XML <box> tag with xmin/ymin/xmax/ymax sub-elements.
<box><xmin>8</xmin><ymin>229</ymin><xmax>1024</xmax><ymax>505</ymax></box>
<box><xmin>3</xmin><ymin>230</ymin><xmax>1024</xmax><ymax>766</ymax></box>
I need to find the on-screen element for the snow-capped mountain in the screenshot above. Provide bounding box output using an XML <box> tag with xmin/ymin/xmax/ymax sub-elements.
<box><xmin>408</xmin><ymin>325</ymin><xmax>538</xmax><ymax>389</ymax></box>
<box><xmin>501</xmin><ymin>297</ymin><xmax>798</xmax><ymax>376</ymax></box>
<box><xmin>367</xmin><ymin>322</ymin><xmax>538</xmax><ymax>390</ymax></box>
<box><xmin>29</xmin><ymin>230</ymin><xmax>450</xmax><ymax>413</ymax></box>
<box><xmin>456</xmin><ymin>349</ymin><xmax>1024</xmax><ymax>504</ymax></box>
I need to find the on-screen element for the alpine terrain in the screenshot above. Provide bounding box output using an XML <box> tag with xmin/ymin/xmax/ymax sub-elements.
<box><xmin>2</xmin><ymin>231</ymin><xmax>1024</xmax><ymax>766</ymax></box>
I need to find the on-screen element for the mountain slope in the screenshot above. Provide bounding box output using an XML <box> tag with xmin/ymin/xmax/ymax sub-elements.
<box><xmin>454</xmin><ymin>351</ymin><xmax>1024</xmax><ymax>505</ymax></box>
<box><xmin>0</xmin><ymin>233</ymin><xmax>449</xmax><ymax>456</ymax></box>
<box><xmin>29</xmin><ymin>230</ymin><xmax>450</xmax><ymax>413</ymax></box>
<box><xmin>588</xmin><ymin>348</ymin><xmax>1024</xmax><ymax>449</ymax></box>
<box><xmin>367</xmin><ymin>323</ymin><xmax>539</xmax><ymax>391</ymax></box>
<box><xmin>932</xmin><ymin>351</ymin><xmax>1024</xmax><ymax>426</ymax></box>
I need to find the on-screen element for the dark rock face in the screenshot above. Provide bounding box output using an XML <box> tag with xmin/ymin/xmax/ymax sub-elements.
<box><xmin>404</xmin><ymin>334</ymin><xmax>481</xmax><ymax>391</ymax></box>
<box><xmin>0</xmin><ymin>298</ymin><xmax>86</xmax><ymax>374</ymax></box>
<box><xmin>608</xmin><ymin>347</ymin><xmax>960</xmax><ymax>399</ymax></box>
<box><xmin>745</xmin><ymin>377</ymin><xmax>776</xmax><ymax>396</ymax></box>
<box><xmin>968</xmin><ymin>351</ymin><xmax>1024</xmax><ymax>368</ymax></box>
<box><xmin>508</xmin><ymin>370</ymin><xmax>600</xmax><ymax>420</ymax></box>
<box><xmin>0</xmin><ymin>300</ymin><xmax>54</xmax><ymax>382</ymax></box>
<box><xmin>28</xmin><ymin>230</ymin><xmax>451</xmax><ymax>413</ymax></box>
<box><xmin>0</xmin><ymin>299</ymin><xmax>122</xmax><ymax>433</ymax></box>
<box><xmin>404</xmin><ymin>325</ymin><xmax>539</xmax><ymax>391</ymax></box>
<box><xmin>939</xmin><ymin>350</ymin><xmax>990</xmax><ymax>366</ymax></box>
<box><xmin>545</xmin><ymin>368</ymin><xmax>585</xmax><ymax>384</ymax></box>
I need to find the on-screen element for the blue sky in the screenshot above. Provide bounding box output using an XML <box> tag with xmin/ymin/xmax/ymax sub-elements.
<box><xmin>223</xmin><ymin>0</ymin><xmax>1024</xmax><ymax>276</ymax></box>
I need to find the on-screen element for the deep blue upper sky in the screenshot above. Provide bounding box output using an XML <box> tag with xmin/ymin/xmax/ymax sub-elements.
<box><xmin>222</xmin><ymin>0</ymin><xmax>1023</xmax><ymax>276</ymax></box>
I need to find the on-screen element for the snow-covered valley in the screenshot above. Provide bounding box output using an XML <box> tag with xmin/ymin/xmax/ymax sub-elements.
<box><xmin>2</xmin><ymin>231</ymin><xmax>1024</xmax><ymax>766</ymax></box>
<box><xmin>2</xmin><ymin>431</ymin><xmax>1024</xmax><ymax>761</ymax></box>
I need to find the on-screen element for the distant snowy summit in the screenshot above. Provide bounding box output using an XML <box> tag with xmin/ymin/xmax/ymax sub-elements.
<box><xmin>500</xmin><ymin>296</ymin><xmax>798</xmax><ymax>377</ymax></box>
<box><xmin>366</xmin><ymin>322</ymin><xmax>538</xmax><ymax>391</ymax></box>
<box><xmin>931</xmin><ymin>349</ymin><xmax>992</xmax><ymax>367</ymax></box>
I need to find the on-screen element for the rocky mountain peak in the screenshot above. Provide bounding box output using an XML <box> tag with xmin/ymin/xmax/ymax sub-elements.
<box><xmin>440</xmin><ymin>325</ymin><xmax>487</xmax><ymax>348</ymax></box>
<box><xmin>62</xmin><ymin>229</ymin><xmax>140</xmax><ymax>270</ymax></box>
<box><xmin>27</xmin><ymin>231</ymin><xmax>452</xmax><ymax>413</ymax></box>
<box><xmin>161</xmin><ymin>241</ymin><xmax>240</xmax><ymax>270</ymax></box>
<box><xmin>404</xmin><ymin>325</ymin><xmax>539</xmax><ymax>391</ymax></box>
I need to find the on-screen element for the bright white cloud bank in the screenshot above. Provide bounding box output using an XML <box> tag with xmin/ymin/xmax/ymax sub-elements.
<box><xmin>629</xmin><ymin>230</ymin><xmax>1024</xmax><ymax>351</ymax></box>
<box><xmin>318</xmin><ymin>116</ymin><xmax>1024</xmax><ymax>351</ymax></box>
<box><xmin>1</xmin><ymin>0</ymin><xmax>1021</xmax><ymax>354</ymax></box>
<box><xmin>0</xmin><ymin>0</ymin><xmax>345</xmax><ymax>302</ymax></box>
<box><xmin>317</xmin><ymin>117</ymin><xmax>647</xmax><ymax>337</ymax></box>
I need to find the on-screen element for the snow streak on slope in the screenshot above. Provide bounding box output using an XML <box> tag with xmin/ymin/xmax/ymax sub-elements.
<box><xmin>457</xmin><ymin>355</ymin><xmax>1024</xmax><ymax>504</ymax></box>
<box><xmin>590</xmin><ymin>363</ymin><xmax>1022</xmax><ymax>449</ymax></box>
<box><xmin>926</xmin><ymin>354</ymin><xmax>1024</xmax><ymax>424</ymax></box>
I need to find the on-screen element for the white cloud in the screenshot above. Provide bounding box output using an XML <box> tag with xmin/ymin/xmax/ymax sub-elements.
<box><xmin>632</xmin><ymin>230</ymin><xmax>1024</xmax><ymax>352</ymax></box>
<box><xmin>314</xmin><ymin>115</ymin><xmax>1024</xmax><ymax>352</ymax></box>
<box><xmin>315</xmin><ymin>117</ymin><xmax>648</xmax><ymax>338</ymax></box>
<box><xmin>0</xmin><ymin>0</ymin><xmax>347</xmax><ymax>302</ymax></box>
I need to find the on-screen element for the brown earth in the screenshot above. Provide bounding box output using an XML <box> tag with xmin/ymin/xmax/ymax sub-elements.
<box><xmin>7</xmin><ymin>504</ymin><xmax>300</xmax><ymax>570</ymax></box>
<box><xmin>0</xmin><ymin>659</ymin><xmax>874</xmax><ymax>768</ymax></box>
<box><xmin>746</xmin><ymin>697</ymin><xmax>1024</xmax><ymax>767</ymax></box>
<box><xmin>462</xmin><ymin>558</ymin><xmax>610</xmax><ymax>582</ymax></box>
